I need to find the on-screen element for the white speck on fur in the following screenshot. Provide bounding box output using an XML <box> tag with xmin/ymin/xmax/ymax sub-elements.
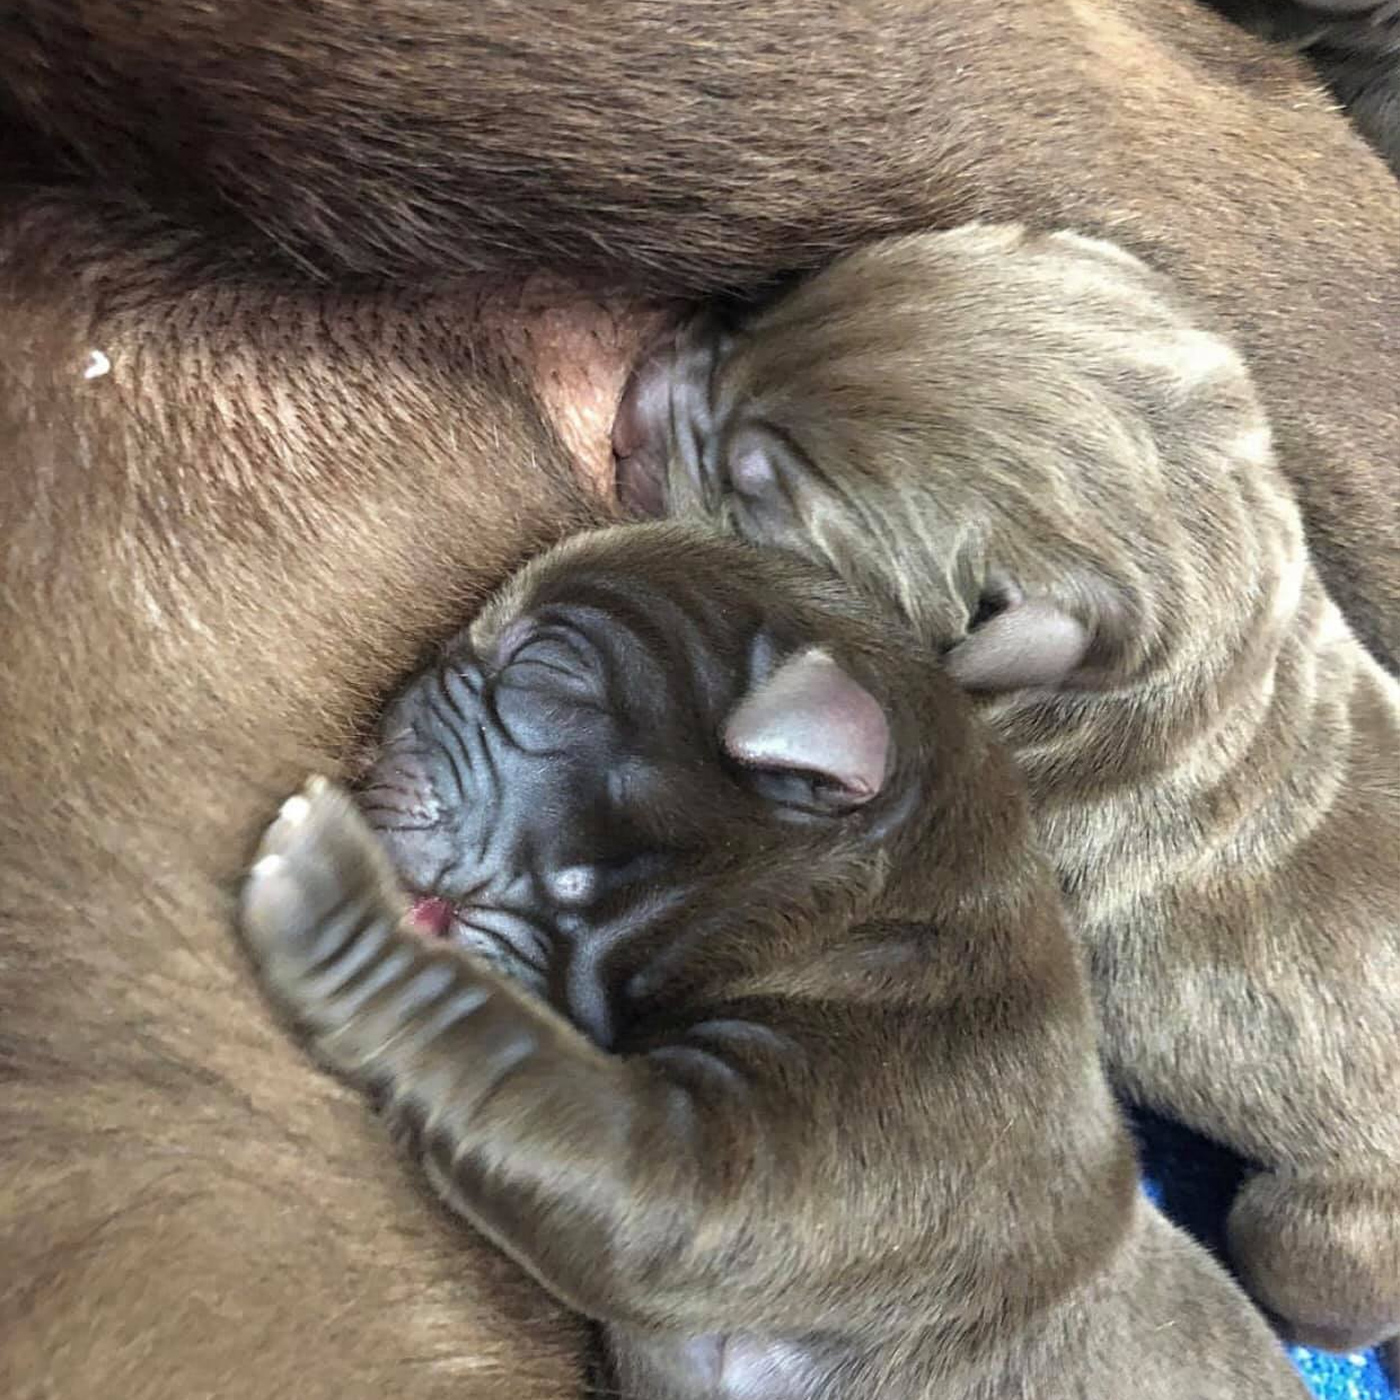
<box><xmin>133</xmin><ymin>575</ymin><xmax>166</xmax><ymax>628</ymax></box>
<box><xmin>1146</xmin><ymin>329</ymin><xmax>1238</xmax><ymax>389</ymax></box>
<box><xmin>82</xmin><ymin>349</ymin><xmax>111</xmax><ymax>380</ymax></box>
<box><xmin>1232</xmin><ymin>426</ymin><xmax>1273</xmax><ymax>463</ymax></box>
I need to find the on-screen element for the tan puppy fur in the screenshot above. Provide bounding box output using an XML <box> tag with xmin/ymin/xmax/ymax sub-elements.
<box><xmin>1206</xmin><ymin>0</ymin><xmax>1400</xmax><ymax>178</ymax></box>
<box><xmin>618</xmin><ymin>223</ymin><xmax>1400</xmax><ymax>1358</ymax></box>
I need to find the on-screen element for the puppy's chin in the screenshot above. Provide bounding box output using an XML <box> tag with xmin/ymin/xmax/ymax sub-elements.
<box><xmin>612</xmin><ymin>444</ymin><xmax>669</xmax><ymax>519</ymax></box>
<box><xmin>611</xmin><ymin>345</ymin><xmax>677</xmax><ymax>519</ymax></box>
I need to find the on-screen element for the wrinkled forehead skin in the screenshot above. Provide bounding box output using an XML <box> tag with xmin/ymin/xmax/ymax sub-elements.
<box><xmin>463</xmin><ymin>522</ymin><xmax>911</xmax><ymax>769</ymax></box>
<box><xmin>357</xmin><ymin>523</ymin><xmax>942</xmax><ymax>1045</ymax></box>
<box><xmin>712</xmin><ymin>225</ymin><xmax>1261</xmax><ymax>518</ymax></box>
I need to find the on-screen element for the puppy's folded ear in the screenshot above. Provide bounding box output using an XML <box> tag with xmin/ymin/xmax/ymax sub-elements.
<box><xmin>944</xmin><ymin>598</ymin><xmax>1090</xmax><ymax>692</ymax></box>
<box><xmin>722</xmin><ymin>647</ymin><xmax>890</xmax><ymax>805</ymax></box>
<box><xmin>613</xmin><ymin>313</ymin><xmax>732</xmax><ymax>519</ymax></box>
<box><xmin>944</xmin><ymin>575</ymin><xmax>1126</xmax><ymax>693</ymax></box>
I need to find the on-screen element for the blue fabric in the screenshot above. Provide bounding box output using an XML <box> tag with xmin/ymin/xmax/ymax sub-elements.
<box><xmin>1134</xmin><ymin>1109</ymin><xmax>1396</xmax><ymax>1399</ymax></box>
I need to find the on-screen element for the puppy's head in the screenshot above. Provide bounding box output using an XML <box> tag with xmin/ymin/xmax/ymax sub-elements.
<box><xmin>357</xmin><ymin>524</ymin><xmax>1007</xmax><ymax>1045</ymax></box>
<box><xmin>615</xmin><ymin>224</ymin><xmax>1303</xmax><ymax>704</ymax></box>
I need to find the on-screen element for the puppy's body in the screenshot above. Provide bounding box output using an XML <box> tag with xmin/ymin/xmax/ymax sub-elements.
<box><xmin>240</xmin><ymin>525</ymin><xmax>1306</xmax><ymax>1400</ymax></box>
<box><xmin>618</xmin><ymin>224</ymin><xmax>1400</xmax><ymax>1355</ymax></box>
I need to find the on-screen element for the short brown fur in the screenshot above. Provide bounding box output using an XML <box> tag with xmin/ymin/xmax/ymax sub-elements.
<box><xmin>239</xmin><ymin>525</ymin><xmax>1307</xmax><ymax>1400</ymax></box>
<box><xmin>3</xmin><ymin>2</ymin><xmax>1400</xmax><ymax>1396</ymax></box>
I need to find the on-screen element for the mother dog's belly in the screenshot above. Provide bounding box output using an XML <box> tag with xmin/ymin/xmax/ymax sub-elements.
<box><xmin>466</xmin><ymin>275</ymin><xmax>676</xmax><ymax>499</ymax></box>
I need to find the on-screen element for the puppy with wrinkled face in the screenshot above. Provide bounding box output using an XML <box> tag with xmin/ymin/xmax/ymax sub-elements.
<box><xmin>614</xmin><ymin>224</ymin><xmax>1400</xmax><ymax>1361</ymax></box>
<box><xmin>239</xmin><ymin>525</ymin><xmax>1305</xmax><ymax>1400</ymax></box>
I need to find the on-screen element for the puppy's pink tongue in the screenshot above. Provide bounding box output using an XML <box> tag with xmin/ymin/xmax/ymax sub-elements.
<box><xmin>410</xmin><ymin>897</ymin><xmax>453</xmax><ymax>937</ymax></box>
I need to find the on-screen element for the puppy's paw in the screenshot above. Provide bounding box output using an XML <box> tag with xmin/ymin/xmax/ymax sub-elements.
<box><xmin>1229</xmin><ymin>1167</ymin><xmax>1400</xmax><ymax>1353</ymax></box>
<box><xmin>241</xmin><ymin>776</ymin><xmax>408</xmax><ymax>981</ymax></box>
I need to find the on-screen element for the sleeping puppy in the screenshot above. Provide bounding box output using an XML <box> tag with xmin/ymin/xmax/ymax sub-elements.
<box><xmin>239</xmin><ymin>525</ymin><xmax>1306</xmax><ymax>1400</ymax></box>
<box><xmin>612</xmin><ymin>224</ymin><xmax>1400</xmax><ymax>1360</ymax></box>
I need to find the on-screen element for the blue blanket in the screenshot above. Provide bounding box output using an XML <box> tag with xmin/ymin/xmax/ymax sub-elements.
<box><xmin>1135</xmin><ymin>1110</ymin><xmax>1395</xmax><ymax>1398</ymax></box>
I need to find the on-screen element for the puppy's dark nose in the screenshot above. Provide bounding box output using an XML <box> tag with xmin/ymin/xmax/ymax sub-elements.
<box><xmin>358</xmin><ymin>745</ymin><xmax>442</xmax><ymax>831</ymax></box>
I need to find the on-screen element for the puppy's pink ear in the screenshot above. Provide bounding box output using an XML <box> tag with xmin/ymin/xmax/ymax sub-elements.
<box><xmin>943</xmin><ymin>596</ymin><xmax>1091</xmax><ymax>692</ymax></box>
<box><xmin>722</xmin><ymin>648</ymin><xmax>890</xmax><ymax>804</ymax></box>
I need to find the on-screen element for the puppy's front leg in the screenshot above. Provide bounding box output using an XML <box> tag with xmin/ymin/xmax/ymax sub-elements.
<box><xmin>239</xmin><ymin>779</ymin><xmax>836</xmax><ymax>1339</ymax></box>
<box><xmin>240</xmin><ymin>779</ymin><xmax>676</xmax><ymax>1322</ymax></box>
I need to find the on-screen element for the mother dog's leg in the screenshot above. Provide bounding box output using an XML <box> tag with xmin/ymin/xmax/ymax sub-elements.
<box><xmin>0</xmin><ymin>189</ymin><xmax>608</xmax><ymax>1400</ymax></box>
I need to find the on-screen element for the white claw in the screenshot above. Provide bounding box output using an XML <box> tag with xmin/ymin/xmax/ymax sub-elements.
<box><xmin>82</xmin><ymin>349</ymin><xmax>111</xmax><ymax>380</ymax></box>
<box><xmin>279</xmin><ymin>794</ymin><xmax>312</xmax><ymax>825</ymax></box>
<box><xmin>252</xmin><ymin>853</ymin><xmax>286</xmax><ymax>879</ymax></box>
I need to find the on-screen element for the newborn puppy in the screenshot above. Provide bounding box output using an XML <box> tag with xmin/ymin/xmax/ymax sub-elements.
<box><xmin>614</xmin><ymin>224</ymin><xmax>1400</xmax><ymax>1359</ymax></box>
<box><xmin>239</xmin><ymin>525</ymin><xmax>1305</xmax><ymax>1400</ymax></box>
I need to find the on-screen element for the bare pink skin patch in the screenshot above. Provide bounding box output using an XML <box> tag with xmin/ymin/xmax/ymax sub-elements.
<box><xmin>466</xmin><ymin>275</ymin><xmax>681</xmax><ymax>501</ymax></box>
<box><xmin>409</xmin><ymin>896</ymin><xmax>453</xmax><ymax>937</ymax></box>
